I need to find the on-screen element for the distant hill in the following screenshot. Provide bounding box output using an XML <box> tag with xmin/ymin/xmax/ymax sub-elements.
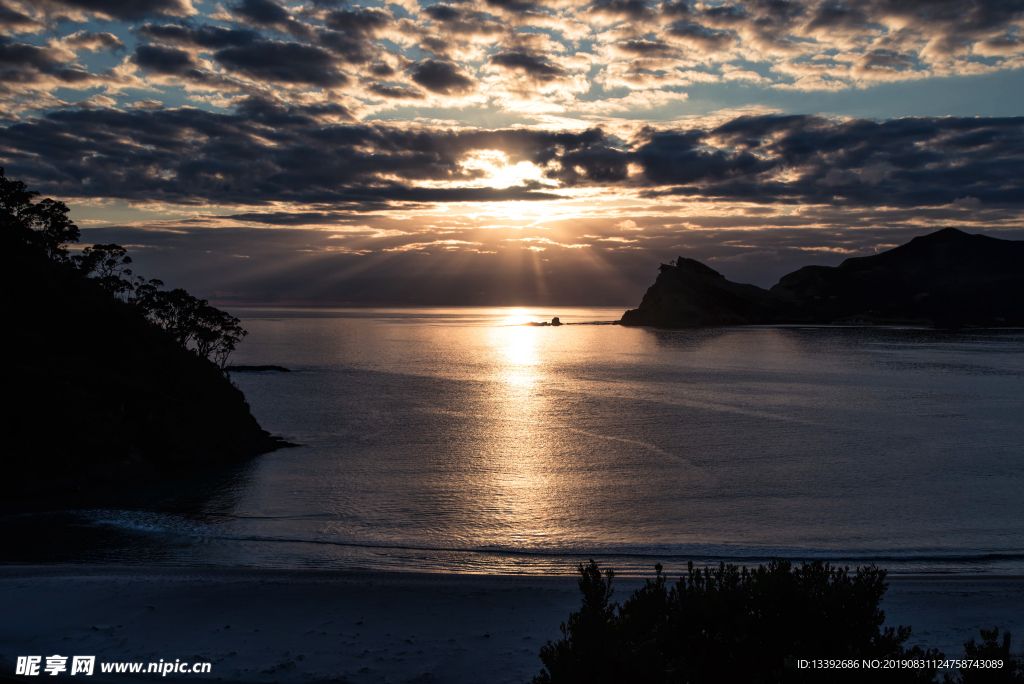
<box><xmin>621</xmin><ymin>228</ymin><xmax>1024</xmax><ymax>327</ymax></box>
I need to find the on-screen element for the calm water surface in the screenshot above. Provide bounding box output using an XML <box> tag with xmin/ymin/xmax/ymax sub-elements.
<box><xmin>7</xmin><ymin>308</ymin><xmax>1024</xmax><ymax>575</ymax></box>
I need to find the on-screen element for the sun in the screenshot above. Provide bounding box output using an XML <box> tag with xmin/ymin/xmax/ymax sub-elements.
<box><xmin>460</xmin><ymin>151</ymin><xmax>549</xmax><ymax>189</ymax></box>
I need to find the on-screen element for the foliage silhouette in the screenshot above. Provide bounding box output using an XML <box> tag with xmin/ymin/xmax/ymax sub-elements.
<box><xmin>535</xmin><ymin>559</ymin><xmax>944</xmax><ymax>684</ymax></box>
<box><xmin>944</xmin><ymin>628</ymin><xmax>1024</xmax><ymax>683</ymax></box>
<box><xmin>1</xmin><ymin>168</ymin><xmax>245</xmax><ymax>369</ymax></box>
<box><xmin>0</xmin><ymin>167</ymin><xmax>288</xmax><ymax>501</ymax></box>
<box><xmin>0</xmin><ymin>171</ymin><xmax>80</xmax><ymax>262</ymax></box>
<box><xmin>143</xmin><ymin>288</ymin><xmax>247</xmax><ymax>369</ymax></box>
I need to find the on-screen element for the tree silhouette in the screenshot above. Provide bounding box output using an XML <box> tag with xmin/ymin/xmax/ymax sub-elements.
<box><xmin>1</xmin><ymin>167</ymin><xmax>80</xmax><ymax>260</ymax></box>
<box><xmin>1</xmin><ymin>167</ymin><xmax>245</xmax><ymax>369</ymax></box>
<box><xmin>74</xmin><ymin>242</ymin><xmax>166</xmax><ymax>306</ymax></box>
<box><xmin>143</xmin><ymin>288</ymin><xmax>247</xmax><ymax>369</ymax></box>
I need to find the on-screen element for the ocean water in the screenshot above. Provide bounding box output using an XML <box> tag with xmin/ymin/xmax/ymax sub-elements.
<box><xmin>6</xmin><ymin>308</ymin><xmax>1024</xmax><ymax>576</ymax></box>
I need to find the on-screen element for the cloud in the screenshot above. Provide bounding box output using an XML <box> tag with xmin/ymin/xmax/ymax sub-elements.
<box><xmin>665</xmin><ymin>21</ymin><xmax>736</xmax><ymax>51</ymax></box>
<box><xmin>36</xmin><ymin>0</ymin><xmax>197</xmax><ymax>20</ymax></box>
<box><xmin>591</xmin><ymin>0</ymin><xmax>656</xmax><ymax>21</ymax></box>
<box><xmin>230</xmin><ymin>0</ymin><xmax>291</xmax><ymax>26</ymax></box>
<box><xmin>215</xmin><ymin>40</ymin><xmax>350</xmax><ymax>87</ymax></box>
<box><xmin>615</xmin><ymin>39</ymin><xmax>677</xmax><ymax>57</ymax></box>
<box><xmin>643</xmin><ymin>114</ymin><xmax>1024</xmax><ymax>207</ymax></box>
<box><xmin>132</xmin><ymin>44</ymin><xmax>205</xmax><ymax>76</ymax></box>
<box><xmin>60</xmin><ymin>31</ymin><xmax>124</xmax><ymax>52</ymax></box>
<box><xmin>4</xmin><ymin>102</ymin><xmax>1022</xmax><ymax>212</ymax></box>
<box><xmin>482</xmin><ymin>0</ymin><xmax>541</xmax><ymax>15</ymax></box>
<box><xmin>0</xmin><ymin>2</ymin><xmax>45</xmax><ymax>35</ymax></box>
<box><xmin>0</xmin><ymin>35</ymin><xmax>110</xmax><ymax>101</ymax></box>
<box><xmin>422</xmin><ymin>4</ymin><xmax>504</xmax><ymax>36</ymax></box>
<box><xmin>367</xmin><ymin>83</ymin><xmax>426</xmax><ymax>99</ymax></box>
<box><xmin>0</xmin><ymin>106</ymin><xmax>626</xmax><ymax>205</ymax></box>
<box><xmin>135</xmin><ymin>24</ymin><xmax>260</xmax><ymax>49</ymax></box>
<box><xmin>410</xmin><ymin>59</ymin><xmax>475</xmax><ymax>94</ymax></box>
<box><xmin>322</xmin><ymin>6</ymin><xmax>393</xmax><ymax>36</ymax></box>
<box><xmin>488</xmin><ymin>51</ymin><xmax>567</xmax><ymax>82</ymax></box>
<box><xmin>2</xmin><ymin>0</ymin><xmax>1023</xmax><ymax>127</ymax></box>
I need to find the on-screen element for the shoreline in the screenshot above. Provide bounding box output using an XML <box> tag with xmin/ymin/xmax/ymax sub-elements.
<box><xmin>2</xmin><ymin>565</ymin><xmax>1022</xmax><ymax>683</ymax></box>
<box><xmin>3</xmin><ymin>563</ymin><xmax>1023</xmax><ymax>580</ymax></box>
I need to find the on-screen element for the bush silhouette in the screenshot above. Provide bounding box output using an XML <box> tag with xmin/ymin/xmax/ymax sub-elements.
<box><xmin>945</xmin><ymin>628</ymin><xmax>1023</xmax><ymax>683</ymax></box>
<box><xmin>536</xmin><ymin>559</ymin><xmax>943</xmax><ymax>684</ymax></box>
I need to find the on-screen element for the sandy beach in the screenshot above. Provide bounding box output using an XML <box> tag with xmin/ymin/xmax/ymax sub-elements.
<box><xmin>1</xmin><ymin>566</ymin><xmax>1021</xmax><ymax>683</ymax></box>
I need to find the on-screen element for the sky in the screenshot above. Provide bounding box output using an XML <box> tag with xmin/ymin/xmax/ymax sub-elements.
<box><xmin>2</xmin><ymin>0</ymin><xmax>1023</xmax><ymax>306</ymax></box>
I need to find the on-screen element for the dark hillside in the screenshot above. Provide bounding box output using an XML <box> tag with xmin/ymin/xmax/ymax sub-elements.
<box><xmin>771</xmin><ymin>228</ymin><xmax>1024</xmax><ymax>325</ymax></box>
<box><xmin>1</xmin><ymin>176</ymin><xmax>289</xmax><ymax>502</ymax></box>
<box><xmin>622</xmin><ymin>228</ymin><xmax>1024</xmax><ymax>327</ymax></box>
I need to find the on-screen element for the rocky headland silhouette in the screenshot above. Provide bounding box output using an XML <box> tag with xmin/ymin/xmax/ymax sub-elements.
<box><xmin>621</xmin><ymin>228</ymin><xmax>1024</xmax><ymax>328</ymax></box>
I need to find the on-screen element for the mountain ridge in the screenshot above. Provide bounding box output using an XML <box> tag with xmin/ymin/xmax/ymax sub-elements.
<box><xmin>620</xmin><ymin>228</ymin><xmax>1024</xmax><ymax>327</ymax></box>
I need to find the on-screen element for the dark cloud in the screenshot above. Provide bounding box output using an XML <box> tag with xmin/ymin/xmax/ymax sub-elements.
<box><xmin>666</xmin><ymin>21</ymin><xmax>735</xmax><ymax>50</ymax></box>
<box><xmin>317</xmin><ymin>7</ymin><xmax>391</xmax><ymax>63</ymax></box>
<box><xmin>802</xmin><ymin>0</ymin><xmax>1024</xmax><ymax>64</ymax></box>
<box><xmin>233</xmin><ymin>94</ymin><xmax>354</xmax><ymax>124</ymax></box>
<box><xmin>215</xmin><ymin>40</ymin><xmax>349</xmax><ymax>86</ymax></box>
<box><xmin>231</xmin><ymin>0</ymin><xmax>291</xmax><ymax>26</ymax></box>
<box><xmin>62</xmin><ymin>32</ymin><xmax>124</xmax><ymax>52</ymax></box>
<box><xmin>368</xmin><ymin>62</ymin><xmax>395</xmax><ymax>77</ymax></box>
<box><xmin>550</xmin><ymin>145</ymin><xmax>631</xmax><ymax>185</ymax></box>
<box><xmin>482</xmin><ymin>0</ymin><xmax>540</xmax><ymax>14</ymax></box>
<box><xmin>635</xmin><ymin>128</ymin><xmax>772</xmax><ymax>185</ymax></box>
<box><xmin>424</xmin><ymin>4</ymin><xmax>460</xmax><ymax>21</ymax></box>
<box><xmin>616</xmin><ymin>39</ymin><xmax>676</xmax><ymax>56</ymax></box>
<box><xmin>591</xmin><ymin>0</ymin><xmax>655</xmax><ymax>20</ymax></box>
<box><xmin>135</xmin><ymin>24</ymin><xmax>259</xmax><ymax>49</ymax></box>
<box><xmin>645</xmin><ymin>115</ymin><xmax>1024</xmax><ymax>207</ymax></box>
<box><xmin>660</xmin><ymin>1</ymin><xmax>691</xmax><ymax>17</ymax></box>
<box><xmin>0</xmin><ymin>2</ymin><xmax>44</xmax><ymax>33</ymax></box>
<box><xmin>423</xmin><ymin>4</ymin><xmax>504</xmax><ymax>35</ymax></box>
<box><xmin>806</xmin><ymin>0</ymin><xmax>1022</xmax><ymax>36</ymax></box>
<box><xmin>409</xmin><ymin>59</ymin><xmax>475</xmax><ymax>94</ymax></box>
<box><xmin>2</xmin><ymin>103</ymin><xmax>1023</xmax><ymax>212</ymax></box>
<box><xmin>418</xmin><ymin>36</ymin><xmax>450</xmax><ymax>57</ymax></box>
<box><xmin>0</xmin><ymin>36</ymin><xmax>98</xmax><ymax>87</ymax></box>
<box><xmin>489</xmin><ymin>51</ymin><xmax>566</xmax><ymax>81</ymax></box>
<box><xmin>368</xmin><ymin>83</ymin><xmax>426</xmax><ymax>99</ymax></box>
<box><xmin>702</xmin><ymin>3</ymin><xmax>748</xmax><ymax>23</ymax></box>
<box><xmin>322</xmin><ymin>7</ymin><xmax>391</xmax><ymax>36</ymax></box>
<box><xmin>747</xmin><ymin>0</ymin><xmax>804</xmax><ymax>19</ymax></box>
<box><xmin>0</xmin><ymin>38</ymin><xmax>65</xmax><ymax>71</ymax></box>
<box><xmin>805</xmin><ymin>0</ymin><xmax>870</xmax><ymax>31</ymax></box>
<box><xmin>860</xmin><ymin>49</ymin><xmax>916</xmax><ymax>71</ymax></box>
<box><xmin>223</xmin><ymin>211</ymin><xmax>355</xmax><ymax>224</ymax></box>
<box><xmin>131</xmin><ymin>44</ymin><xmax>203</xmax><ymax>76</ymax></box>
<box><xmin>0</xmin><ymin>107</ymin><xmax>606</xmax><ymax>206</ymax></box>
<box><xmin>38</xmin><ymin>0</ymin><xmax>195</xmax><ymax>20</ymax></box>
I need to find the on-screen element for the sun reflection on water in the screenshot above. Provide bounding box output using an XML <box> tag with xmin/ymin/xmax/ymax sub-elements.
<box><xmin>474</xmin><ymin>317</ymin><xmax>565</xmax><ymax>557</ymax></box>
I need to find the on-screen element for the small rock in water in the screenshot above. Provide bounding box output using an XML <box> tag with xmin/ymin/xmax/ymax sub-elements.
<box><xmin>551</xmin><ymin>317</ymin><xmax>561</xmax><ymax>326</ymax></box>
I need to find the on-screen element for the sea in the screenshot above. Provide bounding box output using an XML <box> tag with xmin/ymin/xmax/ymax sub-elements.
<box><xmin>6</xmin><ymin>308</ymin><xmax>1024</xmax><ymax>576</ymax></box>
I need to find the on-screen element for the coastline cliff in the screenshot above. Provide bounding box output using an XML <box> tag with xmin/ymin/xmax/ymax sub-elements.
<box><xmin>621</xmin><ymin>228</ymin><xmax>1024</xmax><ymax>328</ymax></box>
